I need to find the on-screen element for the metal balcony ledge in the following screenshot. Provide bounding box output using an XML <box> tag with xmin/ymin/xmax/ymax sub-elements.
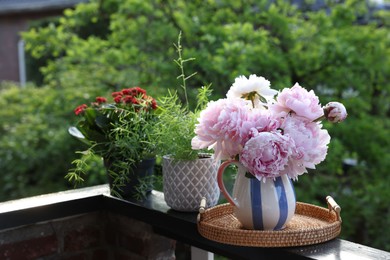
<box><xmin>0</xmin><ymin>185</ymin><xmax>389</xmax><ymax>260</ymax></box>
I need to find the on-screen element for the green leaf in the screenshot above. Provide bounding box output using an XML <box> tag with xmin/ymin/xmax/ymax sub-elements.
<box><xmin>68</xmin><ymin>126</ymin><xmax>85</xmax><ymax>139</ymax></box>
<box><xmin>68</xmin><ymin>126</ymin><xmax>91</xmax><ymax>146</ymax></box>
<box><xmin>95</xmin><ymin>114</ymin><xmax>112</xmax><ymax>131</ymax></box>
<box><xmin>83</xmin><ymin>108</ymin><xmax>99</xmax><ymax>126</ymax></box>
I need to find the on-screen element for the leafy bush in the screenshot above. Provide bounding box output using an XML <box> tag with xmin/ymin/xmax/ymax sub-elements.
<box><xmin>0</xmin><ymin>82</ymin><xmax>107</xmax><ymax>200</ymax></box>
<box><xmin>6</xmin><ymin>0</ymin><xmax>390</xmax><ymax>251</ymax></box>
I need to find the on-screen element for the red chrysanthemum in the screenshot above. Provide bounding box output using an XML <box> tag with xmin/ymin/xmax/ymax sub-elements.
<box><xmin>74</xmin><ymin>104</ymin><xmax>88</xmax><ymax>115</ymax></box>
<box><xmin>121</xmin><ymin>89</ymin><xmax>132</xmax><ymax>95</ymax></box>
<box><xmin>122</xmin><ymin>95</ymin><xmax>138</xmax><ymax>105</ymax></box>
<box><xmin>114</xmin><ymin>95</ymin><xmax>122</xmax><ymax>103</ymax></box>
<box><xmin>111</xmin><ymin>91</ymin><xmax>122</xmax><ymax>97</ymax></box>
<box><xmin>96</xmin><ymin>97</ymin><xmax>107</xmax><ymax>104</ymax></box>
<box><xmin>151</xmin><ymin>99</ymin><xmax>158</xmax><ymax>110</ymax></box>
<box><xmin>134</xmin><ymin>87</ymin><xmax>146</xmax><ymax>95</ymax></box>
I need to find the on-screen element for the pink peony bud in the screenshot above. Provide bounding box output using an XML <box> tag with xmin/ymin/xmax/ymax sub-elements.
<box><xmin>323</xmin><ymin>102</ymin><xmax>347</xmax><ymax>123</ymax></box>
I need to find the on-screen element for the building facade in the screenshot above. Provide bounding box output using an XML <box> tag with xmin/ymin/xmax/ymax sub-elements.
<box><xmin>0</xmin><ymin>0</ymin><xmax>86</xmax><ymax>84</ymax></box>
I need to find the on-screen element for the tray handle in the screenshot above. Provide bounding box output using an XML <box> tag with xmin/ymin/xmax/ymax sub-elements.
<box><xmin>197</xmin><ymin>197</ymin><xmax>207</xmax><ymax>223</ymax></box>
<box><xmin>326</xmin><ymin>196</ymin><xmax>342</xmax><ymax>222</ymax></box>
<box><xmin>199</xmin><ymin>197</ymin><xmax>207</xmax><ymax>213</ymax></box>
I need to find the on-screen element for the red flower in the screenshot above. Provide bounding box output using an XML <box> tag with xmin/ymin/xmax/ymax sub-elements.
<box><xmin>114</xmin><ymin>95</ymin><xmax>122</xmax><ymax>103</ymax></box>
<box><xmin>74</xmin><ymin>104</ymin><xmax>88</xmax><ymax>115</ymax></box>
<box><xmin>151</xmin><ymin>99</ymin><xmax>158</xmax><ymax>110</ymax></box>
<box><xmin>123</xmin><ymin>95</ymin><xmax>139</xmax><ymax>105</ymax></box>
<box><xmin>96</xmin><ymin>97</ymin><xmax>107</xmax><ymax>104</ymax></box>
<box><xmin>111</xmin><ymin>91</ymin><xmax>122</xmax><ymax>97</ymax></box>
<box><xmin>135</xmin><ymin>87</ymin><xmax>147</xmax><ymax>95</ymax></box>
<box><xmin>74</xmin><ymin>87</ymin><xmax>154</xmax><ymax>117</ymax></box>
<box><xmin>121</xmin><ymin>89</ymin><xmax>132</xmax><ymax>95</ymax></box>
<box><xmin>132</xmin><ymin>97</ymin><xmax>140</xmax><ymax>105</ymax></box>
<box><xmin>126</xmin><ymin>87</ymin><xmax>146</xmax><ymax>96</ymax></box>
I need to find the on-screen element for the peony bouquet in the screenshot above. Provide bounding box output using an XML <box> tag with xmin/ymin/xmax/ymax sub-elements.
<box><xmin>192</xmin><ymin>75</ymin><xmax>347</xmax><ymax>181</ymax></box>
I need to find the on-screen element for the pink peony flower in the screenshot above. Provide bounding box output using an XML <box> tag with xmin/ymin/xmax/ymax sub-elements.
<box><xmin>191</xmin><ymin>99</ymin><xmax>277</xmax><ymax>161</ymax></box>
<box><xmin>191</xmin><ymin>98</ymin><xmax>253</xmax><ymax>161</ymax></box>
<box><xmin>279</xmin><ymin>115</ymin><xmax>331</xmax><ymax>179</ymax></box>
<box><xmin>323</xmin><ymin>102</ymin><xmax>348</xmax><ymax>123</ymax></box>
<box><xmin>240</xmin><ymin>131</ymin><xmax>295</xmax><ymax>181</ymax></box>
<box><xmin>269</xmin><ymin>83</ymin><xmax>323</xmax><ymax>121</ymax></box>
<box><xmin>248</xmin><ymin>108</ymin><xmax>281</xmax><ymax>133</ymax></box>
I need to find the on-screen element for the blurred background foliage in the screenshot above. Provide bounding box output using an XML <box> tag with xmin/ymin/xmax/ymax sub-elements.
<box><xmin>0</xmin><ymin>0</ymin><xmax>389</xmax><ymax>251</ymax></box>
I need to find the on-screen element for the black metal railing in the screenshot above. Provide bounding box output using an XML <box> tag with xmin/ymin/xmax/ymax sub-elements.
<box><xmin>0</xmin><ymin>185</ymin><xmax>389</xmax><ymax>260</ymax></box>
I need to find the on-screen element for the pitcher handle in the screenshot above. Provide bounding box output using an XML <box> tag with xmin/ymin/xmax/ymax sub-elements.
<box><xmin>217</xmin><ymin>159</ymin><xmax>240</xmax><ymax>207</ymax></box>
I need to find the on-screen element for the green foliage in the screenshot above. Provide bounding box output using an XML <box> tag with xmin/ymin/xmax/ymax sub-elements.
<box><xmin>153</xmin><ymin>34</ymin><xmax>211</xmax><ymax>160</ymax></box>
<box><xmin>108</xmin><ymin>109</ymin><xmax>159</xmax><ymax>162</ymax></box>
<box><xmin>153</xmin><ymin>84</ymin><xmax>212</xmax><ymax>161</ymax></box>
<box><xmin>5</xmin><ymin>0</ymin><xmax>389</xmax><ymax>251</ymax></box>
<box><xmin>0</xmin><ymin>82</ymin><xmax>107</xmax><ymax>200</ymax></box>
<box><xmin>173</xmin><ymin>31</ymin><xmax>197</xmax><ymax>109</ymax></box>
<box><xmin>153</xmin><ymin>92</ymin><xmax>197</xmax><ymax>160</ymax></box>
<box><xmin>22</xmin><ymin>0</ymin><xmax>389</xmax><ymax>116</ymax></box>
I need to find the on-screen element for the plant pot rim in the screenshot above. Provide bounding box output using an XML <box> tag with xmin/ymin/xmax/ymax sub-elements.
<box><xmin>163</xmin><ymin>153</ymin><xmax>214</xmax><ymax>161</ymax></box>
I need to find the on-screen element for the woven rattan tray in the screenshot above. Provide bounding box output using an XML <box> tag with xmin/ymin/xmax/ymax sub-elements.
<box><xmin>197</xmin><ymin>196</ymin><xmax>342</xmax><ymax>247</ymax></box>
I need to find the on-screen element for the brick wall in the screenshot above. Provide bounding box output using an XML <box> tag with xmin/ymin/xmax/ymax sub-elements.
<box><xmin>0</xmin><ymin>211</ymin><xmax>176</xmax><ymax>260</ymax></box>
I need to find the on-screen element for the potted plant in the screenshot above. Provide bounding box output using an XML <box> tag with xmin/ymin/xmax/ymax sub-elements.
<box><xmin>66</xmin><ymin>87</ymin><xmax>159</xmax><ymax>199</ymax></box>
<box><xmin>153</xmin><ymin>33</ymin><xmax>220</xmax><ymax>212</ymax></box>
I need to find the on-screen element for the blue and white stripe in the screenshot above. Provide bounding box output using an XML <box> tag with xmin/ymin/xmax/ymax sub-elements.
<box><xmin>234</xmin><ymin>174</ymin><xmax>296</xmax><ymax>230</ymax></box>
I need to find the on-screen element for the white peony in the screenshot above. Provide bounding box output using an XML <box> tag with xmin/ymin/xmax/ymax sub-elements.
<box><xmin>226</xmin><ymin>74</ymin><xmax>278</xmax><ymax>108</ymax></box>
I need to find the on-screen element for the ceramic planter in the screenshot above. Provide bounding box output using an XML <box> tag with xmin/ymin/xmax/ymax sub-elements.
<box><xmin>162</xmin><ymin>154</ymin><xmax>220</xmax><ymax>212</ymax></box>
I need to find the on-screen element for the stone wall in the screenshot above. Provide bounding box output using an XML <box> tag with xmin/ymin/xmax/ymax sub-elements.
<box><xmin>0</xmin><ymin>211</ymin><xmax>176</xmax><ymax>260</ymax></box>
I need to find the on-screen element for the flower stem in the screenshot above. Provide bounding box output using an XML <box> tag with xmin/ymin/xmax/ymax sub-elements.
<box><xmin>173</xmin><ymin>31</ymin><xmax>197</xmax><ymax>110</ymax></box>
<box><xmin>313</xmin><ymin>115</ymin><xmax>325</xmax><ymax>122</ymax></box>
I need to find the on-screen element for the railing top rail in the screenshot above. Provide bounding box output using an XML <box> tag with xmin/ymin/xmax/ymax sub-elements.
<box><xmin>0</xmin><ymin>185</ymin><xmax>389</xmax><ymax>260</ymax></box>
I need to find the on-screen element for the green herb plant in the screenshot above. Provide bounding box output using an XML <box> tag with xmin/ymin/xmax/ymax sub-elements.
<box><xmin>154</xmin><ymin>32</ymin><xmax>211</xmax><ymax>160</ymax></box>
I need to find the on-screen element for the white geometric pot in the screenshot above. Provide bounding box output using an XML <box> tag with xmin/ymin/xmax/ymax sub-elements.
<box><xmin>162</xmin><ymin>154</ymin><xmax>220</xmax><ymax>212</ymax></box>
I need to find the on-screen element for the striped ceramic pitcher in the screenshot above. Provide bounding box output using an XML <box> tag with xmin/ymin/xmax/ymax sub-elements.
<box><xmin>217</xmin><ymin>160</ymin><xmax>296</xmax><ymax>230</ymax></box>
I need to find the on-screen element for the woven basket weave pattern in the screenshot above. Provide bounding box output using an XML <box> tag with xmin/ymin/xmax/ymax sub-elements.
<box><xmin>163</xmin><ymin>156</ymin><xmax>220</xmax><ymax>212</ymax></box>
<box><xmin>198</xmin><ymin>202</ymin><xmax>341</xmax><ymax>247</ymax></box>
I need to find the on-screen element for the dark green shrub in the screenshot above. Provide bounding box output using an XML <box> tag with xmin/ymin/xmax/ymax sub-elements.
<box><xmin>0</xmin><ymin>82</ymin><xmax>107</xmax><ymax>200</ymax></box>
